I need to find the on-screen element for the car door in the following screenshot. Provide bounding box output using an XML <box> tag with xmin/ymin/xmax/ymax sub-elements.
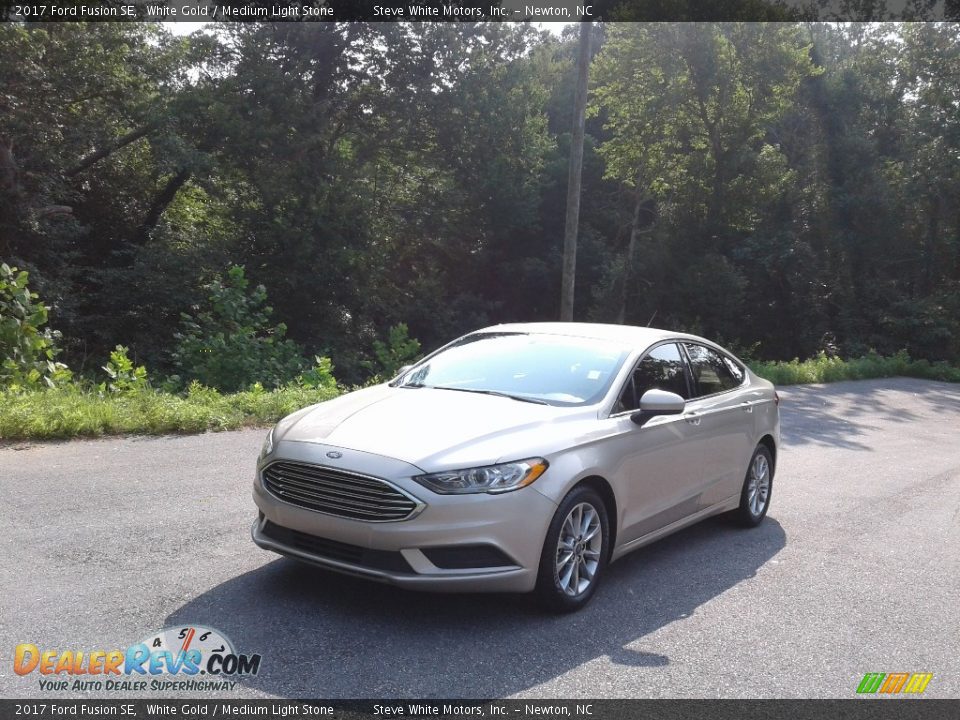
<box><xmin>604</xmin><ymin>342</ymin><xmax>708</xmax><ymax>546</ymax></box>
<box><xmin>681</xmin><ymin>343</ymin><xmax>755</xmax><ymax>506</ymax></box>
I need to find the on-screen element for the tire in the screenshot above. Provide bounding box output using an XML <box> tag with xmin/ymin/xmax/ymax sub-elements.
<box><xmin>535</xmin><ymin>485</ymin><xmax>610</xmax><ymax>612</ymax></box>
<box><xmin>734</xmin><ymin>444</ymin><xmax>774</xmax><ymax>527</ymax></box>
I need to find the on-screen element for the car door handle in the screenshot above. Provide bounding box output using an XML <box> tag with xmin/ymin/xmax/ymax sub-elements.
<box><xmin>684</xmin><ymin>412</ymin><xmax>701</xmax><ymax>426</ymax></box>
<box><xmin>741</xmin><ymin>401</ymin><xmax>753</xmax><ymax>414</ymax></box>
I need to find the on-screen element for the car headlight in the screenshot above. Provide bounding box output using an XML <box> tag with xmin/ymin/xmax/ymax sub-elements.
<box><xmin>414</xmin><ymin>458</ymin><xmax>548</xmax><ymax>495</ymax></box>
<box><xmin>259</xmin><ymin>427</ymin><xmax>275</xmax><ymax>460</ymax></box>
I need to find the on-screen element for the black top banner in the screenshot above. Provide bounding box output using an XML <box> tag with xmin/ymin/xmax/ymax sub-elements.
<box><xmin>2</xmin><ymin>0</ymin><xmax>958</xmax><ymax>21</ymax></box>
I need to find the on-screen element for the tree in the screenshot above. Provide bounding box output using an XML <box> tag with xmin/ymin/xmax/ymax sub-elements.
<box><xmin>591</xmin><ymin>23</ymin><xmax>818</xmax><ymax>343</ymax></box>
<box><xmin>3</xmin><ymin>21</ymin><xmax>960</xmax><ymax>379</ymax></box>
<box><xmin>560</xmin><ymin>22</ymin><xmax>593</xmax><ymax>321</ymax></box>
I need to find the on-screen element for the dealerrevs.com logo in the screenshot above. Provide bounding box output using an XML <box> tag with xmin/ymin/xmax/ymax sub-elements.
<box><xmin>14</xmin><ymin>625</ymin><xmax>262</xmax><ymax>692</ymax></box>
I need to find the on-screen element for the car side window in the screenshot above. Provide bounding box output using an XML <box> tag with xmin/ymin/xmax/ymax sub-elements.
<box><xmin>722</xmin><ymin>356</ymin><xmax>745</xmax><ymax>384</ymax></box>
<box><xmin>615</xmin><ymin>343</ymin><xmax>690</xmax><ymax>413</ymax></box>
<box><xmin>683</xmin><ymin>343</ymin><xmax>742</xmax><ymax>397</ymax></box>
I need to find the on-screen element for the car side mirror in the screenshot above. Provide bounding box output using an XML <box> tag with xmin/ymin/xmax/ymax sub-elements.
<box><xmin>630</xmin><ymin>389</ymin><xmax>685</xmax><ymax>426</ymax></box>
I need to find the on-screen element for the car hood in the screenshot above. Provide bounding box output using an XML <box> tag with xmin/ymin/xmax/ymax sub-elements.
<box><xmin>276</xmin><ymin>384</ymin><xmax>594</xmax><ymax>471</ymax></box>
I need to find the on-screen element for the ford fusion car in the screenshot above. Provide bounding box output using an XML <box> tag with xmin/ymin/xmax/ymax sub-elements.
<box><xmin>252</xmin><ymin>322</ymin><xmax>780</xmax><ymax>610</ymax></box>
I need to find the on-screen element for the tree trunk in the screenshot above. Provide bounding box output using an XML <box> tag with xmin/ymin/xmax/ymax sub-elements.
<box><xmin>616</xmin><ymin>189</ymin><xmax>649</xmax><ymax>324</ymax></box>
<box><xmin>137</xmin><ymin>168</ymin><xmax>191</xmax><ymax>244</ymax></box>
<box><xmin>66</xmin><ymin>123</ymin><xmax>158</xmax><ymax>178</ymax></box>
<box><xmin>560</xmin><ymin>22</ymin><xmax>592</xmax><ymax>322</ymax></box>
<box><xmin>0</xmin><ymin>137</ymin><xmax>19</xmax><ymax>197</ymax></box>
<box><xmin>923</xmin><ymin>191</ymin><xmax>940</xmax><ymax>294</ymax></box>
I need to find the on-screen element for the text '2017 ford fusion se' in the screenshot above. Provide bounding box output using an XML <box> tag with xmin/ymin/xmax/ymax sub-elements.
<box><xmin>252</xmin><ymin>322</ymin><xmax>781</xmax><ymax>611</ymax></box>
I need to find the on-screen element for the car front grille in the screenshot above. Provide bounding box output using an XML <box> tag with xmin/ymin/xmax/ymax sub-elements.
<box><xmin>262</xmin><ymin>461</ymin><xmax>421</xmax><ymax>522</ymax></box>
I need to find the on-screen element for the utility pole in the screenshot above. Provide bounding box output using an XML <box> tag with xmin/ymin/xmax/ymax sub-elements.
<box><xmin>560</xmin><ymin>21</ymin><xmax>591</xmax><ymax>322</ymax></box>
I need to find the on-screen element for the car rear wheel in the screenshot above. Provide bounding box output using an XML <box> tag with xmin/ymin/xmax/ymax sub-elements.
<box><xmin>734</xmin><ymin>444</ymin><xmax>773</xmax><ymax>527</ymax></box>
<box><xmin>535</xmin><ymin>485</ymin><xmax>609</xmax><ymax>612</ymax></box>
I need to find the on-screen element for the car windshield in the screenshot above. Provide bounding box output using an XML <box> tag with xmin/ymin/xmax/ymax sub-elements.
<box><xmin>394</xmin><ymin>332</ymin><xmax>630</xmax><ymax>407</ymax></box>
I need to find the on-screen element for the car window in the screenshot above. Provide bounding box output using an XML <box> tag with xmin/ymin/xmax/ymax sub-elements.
<box><xmin>615</xmin><ymin>343</ymin><xmax>690</xmax><ymax>413</ymax></box>
<box><xmin>396</xmin><ymin>332</ymin><xmax>630</xmax><ymax>407</ymax></box>
<box><xmin>723</xmin><ymin>355</ymin><xmax>745</xmax><ymax>384</ymax></box>
<box><xmin>683</xmin><ymin>343</ymin><xmax>742</xmax><ymax>396</ymax></box>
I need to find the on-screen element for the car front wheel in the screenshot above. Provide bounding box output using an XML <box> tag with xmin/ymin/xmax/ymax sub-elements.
<box><xmin>735</xmin><ymin>444</ymin><xmax>774</xmax><ymax>527</ymax></box>
<box><xmin>535</xmin><ymin>485</ymin><xmax>610</xmax><ymax>612</ymax></box>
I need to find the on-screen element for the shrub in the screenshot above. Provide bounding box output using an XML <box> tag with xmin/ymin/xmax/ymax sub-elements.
<box><xmin>99</xmin><ymin>345</ymin><xmax>149</xmax><ymax>395</ymax></box>
<box><xmin>0</xmin><ymin>263</ymin><xmax>70</xmax><ymax>388</ymax></box>
<box><xmin>297</xmin><ymin>356</ymin><xmax>337</xmax><ymax>389</ymax></box>
<box><xmin>362</xmin><ymin>323</ymin><xmax>422</xmax><ymax>380</ymax></box>
<box><xmin>171</xmin><ymin>265</ymin><xmax>305</xmax><ymax>392</ymax></box>
<box><xmin>749</xmin><ymin>349</ymin><xmax>960</xmax><ymax>385</ymax></box>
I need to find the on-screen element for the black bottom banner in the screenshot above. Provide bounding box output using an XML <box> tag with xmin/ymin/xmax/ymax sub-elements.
<box><xmin>1</xmin><ymin>699</ymin><xmax>958</xmax><ymax>720</ymax></box>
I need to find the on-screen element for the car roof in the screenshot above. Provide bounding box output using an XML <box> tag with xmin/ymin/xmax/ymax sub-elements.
<box><xmin>471</xmin><ymin>322</ymin><xmax>703</xmax><ymax>349</ymax></box>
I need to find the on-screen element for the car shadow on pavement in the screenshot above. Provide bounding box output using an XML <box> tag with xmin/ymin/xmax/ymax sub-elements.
<box><xmin>166</xmin><ymin>516</ymin><xmax>785</xmax><ymax>697</ymax></box>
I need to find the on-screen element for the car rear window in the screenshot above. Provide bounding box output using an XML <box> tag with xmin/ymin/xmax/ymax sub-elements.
<box><xmin>683</xmin><ymin>343</ymin><xmax>742</xmax><ymax>396</ymax></box>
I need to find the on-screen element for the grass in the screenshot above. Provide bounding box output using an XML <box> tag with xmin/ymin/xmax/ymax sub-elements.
<box><xmin>749</xmin><ymin>350</ymin><xmax>960</xmax><ymax>386</ymax></box>
<box><xmin>0</xmin><ymin>383</ymin><xmax>340</xmax><ymax>441</ymax></box>
<box><xmin>3</xmin><ymin>350</ymin><xmax>960</xmax><ymax>440</ymax></box>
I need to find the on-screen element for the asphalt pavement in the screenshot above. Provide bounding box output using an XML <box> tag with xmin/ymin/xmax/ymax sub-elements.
<box><xmin>1</xmin><ymin>377</ymin><xmax>958</xmax><ymax>699</ymax></box>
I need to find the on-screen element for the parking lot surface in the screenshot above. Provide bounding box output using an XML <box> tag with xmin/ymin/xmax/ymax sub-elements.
<box><xmin>2</xmin><ymin>377</ymin><xmax>958</xmax><ymax>698</ymax></box>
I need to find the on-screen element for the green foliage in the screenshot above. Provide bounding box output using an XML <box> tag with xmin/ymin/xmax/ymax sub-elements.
<box><xmin>99</xmin><ymin>345</ymin><xmax>149</xmax><ymax>395</ymax></box>
<box><xmin>592</xmin><ymin>24</ymin><xmax>817</xmax><ymax>195</ymax></box>
<box><xmin>589</xmin><ymin>24</ymin><xmax>821</xmax><ymax>337</ymax></box>
<box><xmin>4</xmin><ymin>22</ymin><xmax>960</xmax><ymax>386</ymax></box>
<box><xmin>0</xmin><ymin>264</ymin><xmax>70</xmax><ymax>388</ymax></box>
<box><xmin>362</xmin><ymin>324</ymin><xmax>422</xmax><ymax>380</ymax></box>
<box><xmin>750</xmin><ymin>350</ymin><xmax>960</xmax><ymax>386</ymax></box>
<box><xmin>297</xmin><ymin>356</ymin><xmax>338</xmax><ymax>389</ymax></box>
<box><xmin>0</xmin><ymin>382</ymin><xmax>340</xmax><ymax>440</ymax></box>
<box><xmin>172</xmin><ymin>266</ymin><xmax>305</xmax><ymax>392</ymax></box>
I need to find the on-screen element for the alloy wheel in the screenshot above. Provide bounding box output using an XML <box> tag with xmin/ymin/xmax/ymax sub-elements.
<box><xmin>555</xmin><ymin>502</ymin><xmax>603</xmax><ymax>596</ymax></box>
<box><xmin>747</xmin><ymin>453</ymin><xmax>770</xmax><ymax>517</ymax></box>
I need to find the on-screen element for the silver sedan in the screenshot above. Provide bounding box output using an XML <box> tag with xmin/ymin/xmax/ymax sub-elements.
<box><xmin>252</xmin><ymin>323</ymin><xmax>780</xmax><ymax>611</ymax></box>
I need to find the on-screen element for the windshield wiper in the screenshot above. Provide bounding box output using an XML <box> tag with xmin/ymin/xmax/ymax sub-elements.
<box><xmin>430</xmin><ymin>386</ymin><xmax>550</xmax><ymax>405</ymax></box>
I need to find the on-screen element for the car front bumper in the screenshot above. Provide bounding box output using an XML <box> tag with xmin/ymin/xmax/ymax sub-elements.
<box><xmin>251</xmin><ymin>441</ymin><xmax>558</xmax><ymax>593</ymax></box>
